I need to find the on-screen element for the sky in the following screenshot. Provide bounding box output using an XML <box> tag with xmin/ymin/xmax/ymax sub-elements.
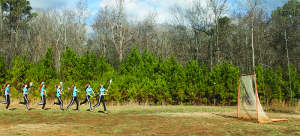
<box><xmin>28</xmin><ymin>0</ymin><xmax>288</xmax><ymax>24</ymax></box>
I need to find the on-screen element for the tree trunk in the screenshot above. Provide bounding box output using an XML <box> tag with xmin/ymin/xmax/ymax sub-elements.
<box><xmin>119</xmin><ymin>0</ymin><xmax>124</xmax><ymax>61</ymax></box>
<box><xmin>251</xmin><ymin>18</ymin><xmax>255</xmax><ymax>71</ymax></box>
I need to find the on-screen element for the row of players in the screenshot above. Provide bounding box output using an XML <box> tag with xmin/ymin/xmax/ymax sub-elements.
<box><xmin>0</xmin><ymin>83</ymin><xmax>109</xmax><ymax>114</ymax></box>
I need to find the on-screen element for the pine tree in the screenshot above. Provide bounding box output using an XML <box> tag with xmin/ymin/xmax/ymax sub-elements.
<box><xmin>60</xmin><ymin>45</ymin><xmax>79</xmax><ymax>81</ymax></box>
<box><xmin>163</xmin><ymin>55</ymin><xmax>186</xmax><ymax>104</ymax></box>
<box><xmin>0</xmin><ymin>55</ymin><xmax>7</xmax><ymax>84</ymax></box>
<box><xmin>43</xmin><ymin>46</ymin><xmax>57</xmax><ymax>81</ymax></box>
<box><xmin>0</xmin><ymin>55</ymin><xmax>7</xmax><ymax>96</ymax></box>
<box><xmin>9</xmin><ymin>54</ymin><xmax>29</xmax><ymax>86</ymax></box>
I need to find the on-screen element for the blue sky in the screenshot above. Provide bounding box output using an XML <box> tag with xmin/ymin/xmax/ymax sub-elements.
<box><xmin>28</xmin><ymin>0</ymin><xmax>287</xmax><ymax>24</ymax></box>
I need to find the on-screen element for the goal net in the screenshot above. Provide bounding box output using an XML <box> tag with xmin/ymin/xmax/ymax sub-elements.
<box><xmin>237</xmin><ymin>73</ymin><xmax>288</xmax><ymax>123</ymax></box>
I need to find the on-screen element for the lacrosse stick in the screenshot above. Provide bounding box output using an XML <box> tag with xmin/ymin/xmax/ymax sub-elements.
<box><xmin>60</xmin><ymin>81</ymin><xmax>64</xmax><ymax>94</ymax></box>
<box><xmin>28</xmin><ymin>82</ymin><xmax>33</xmax><ymax>94</ymax></box>
<box><xmin>96</xmin><ymin>79</ymin><xmax>113</xmax><ymax>96</ymax></box>
<box><xmin>104</xmin><ymin>78</ymin><xmax>112</xmax><ymax>95</ymax></box>
<box><xmin>107</xmin><ymin>78</ymin><xmax>112</xmax><ymax>91</ymax></box>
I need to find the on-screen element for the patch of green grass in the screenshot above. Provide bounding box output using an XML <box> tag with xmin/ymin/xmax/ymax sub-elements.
<box><xmin>236</xmin><ymin>131</ymin><xmax>244</xmax><ymax>135</ymax></box>
<box><xmin>93</xmin><ymin>131</ymin><xmax>101</xmax><ymax>134</ymax></box>
<box><xmin>103</xmin><ymin>131</ymin><xmax>111</xmax><ymax>134</ymax></box>
<box><xmin>22</xmin><ymin>118</ymin><xmax>29</xmax><ymax>121</ymax></box>
<box><xmin>13</xmin><ymin>132</ymin><xmax>22</xmax><ymax>135</ymax></box>
<box><xmin>222</xmin><ymin>131</ymin><xmax>231</xmax><ymax>136</ymax></box>
<box><xmin>191</xmin><ymin>132</ymin><xmax>197</xmax><ymax>135</ymax></box>
<box><xmin>113</xmin><ymin>129</ymin><xmax>123</xmax><ymax>133</ymax></box>
<box><xmin>295</xmin><ymin>132</ymin><xmax>300</xmax><ymax>135</ymax></box>
<box><xmin>72</xmin><ymin>131</ymin><xmax>79</xmax><ymax>134</ymax></box>
<box><xmin>57</xmin><ymin>129</ymin><xmax>62</xmax><ymax>132</ymax></box>
<box><xmin>267</xmin><ymin>130</ymin><xmax>282</xmax><ymax>136</ymax></box>
<box><xmin>244</xmin><ymin>128</ymin><xmax>252</xmax><ymax>132</ymax></box>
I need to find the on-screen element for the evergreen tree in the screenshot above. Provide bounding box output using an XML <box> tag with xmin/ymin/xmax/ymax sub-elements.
<box><xmin>163</xmin><ymin>55</ymin><xmax>186</xmax><ymax>104</ymax></box>
<box><xmin>43</xmin><ymin>46</ymin><xmax>57</xmax><ymax>81</ymax></box>
<box><xmin>0</xmin><ymin>55</ymin><xmax>7</xmax><ymax>84</ymax></box>
<box><xmin>222</xmin><ymin>60</ymin><xmax>239</xmax><ymax>106</ymax></box>
<box><xmin>0</xmin><ymin>0</ymin><xmax>33</xmax><ymax>31</ymax></box>
<box><xmin>0</xmin><ymin>55</ymin><xmax>7</xmax><ymax>96</ymax></box>
<box><xmin>9</xmin><ymin>54</ymin><xmax>29</xmax><ymax>86</ymax></box>
<box><xmin>60</xmin><ymin>45</ymin><xmax>79</xmax><ymax>81</ymax></box>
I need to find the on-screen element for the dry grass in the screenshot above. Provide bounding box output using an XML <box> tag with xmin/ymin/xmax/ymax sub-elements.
<box><xmin>263</xmin><ymin>100</ymin><xmax>299</xmax><ymax>113</ymax></box>
<box><xmin>0</xmin><ymin>100</ymin><xmax>299</xmax><ymax>136</ymax></box>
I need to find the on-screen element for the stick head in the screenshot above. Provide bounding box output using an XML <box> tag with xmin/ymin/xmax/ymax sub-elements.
<box><xmin>109</xmin><ymin>79</ymin><xmax>113</xmax><ymax>84</ymax></box>
<box><xmin>68</xmin><ymin>88</ymin><xmax>70</xmax><ymax>91</ymax></box>
<box><xmin>30</xmin><ymin>82</ymin><xmax>33</xmax><ymax>87</ymax></box>
<box><xmin>60</xmin><ymin>82</ymin><xmax>63</xmax><ymax>86</ymax></box>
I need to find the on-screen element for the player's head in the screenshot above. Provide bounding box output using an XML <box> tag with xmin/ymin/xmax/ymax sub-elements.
<box><xmin>3</xmin><ymin>83</ymin><xmax>9</xmax><ymax>91</ymax></box>
<box><xmin>55</xmin><ymin>84</ymin><xmax>60</xmax><ymax>89</ymax></box>
<box><xmin>39</xmin><ymin>83</ymin><xmax>44</xmax><ymax>91</ymax></box>
<box><xmin>85</xmin><ymin>84</ymin><xmax>90</xmax><ymax>90</ymax></box>
<box><xmin>70</xmin><ymin>84</ymin><xmax>76</xmax><ymax>92</ymax></box>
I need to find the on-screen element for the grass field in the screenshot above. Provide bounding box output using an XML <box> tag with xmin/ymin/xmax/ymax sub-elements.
<box><xmin>0</xmin><ymin>103</ymin><xmax>299</xmax><ymax>136</ymax></box>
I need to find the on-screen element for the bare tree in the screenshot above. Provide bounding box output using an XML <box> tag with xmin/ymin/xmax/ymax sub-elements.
<box><xmin>93</xmin><ymin>0</ymin><xmax>133</xmax><ymax>62</ymax></box>
<box><xmin>235</xmin><ymin>0</ymin><xmax>263</xmax><ymax>71</ymax></box>
<box><xmin>169</xmin><ymin>0</ymin><xmax>215</xmax><ymax>67</ymax></box>
<box><xmin>207</xmin><ymin>0</ymin><xmax>230</xmax><ymax>64</ymax></box>
<box><xmin>92</xmin><ymin>5</ymin><xmax>113</xmax><ymax>57</ymax></box>
<box><xmin>76</xmin><ymin>0</ymin><xmax>89</xmax><ymax>24</ymax></box>
<box><xmin>130</xmin><ymin>10</ymin><xmax>158</xmax><ymax>53</ymax></box>
<box><xmin>26</xmin><ymin>4</ymin><xmax>88</xmax><ymax>70</ymax></box>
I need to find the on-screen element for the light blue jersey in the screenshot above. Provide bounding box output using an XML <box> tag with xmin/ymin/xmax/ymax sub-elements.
<box><xmin>40</xmin><ymin>87</ymin><xmax>45</xmax><ymax>96</ymax></box>
<box><xmin>86</xmin><ymin>88</ymin><xmax>92</xmax><ymax>96</ymax></box>
<box><xmin>4</xmin><ymin>87</ymin><xmax>9</xmax><ymax>96</ymax></box>
<box><xmin>23</xmin><ymin>87</ymin><xmax>28</xmax><ymax>96</ymax></box>
<box><xmin>99</xmin><ymin>88</ymin><xmax>105</xmax><ymax>97</ymax></box>
<box><xmin>57</xmin><ymin>88</ymin><xmax>61</xmax><ymax>97</ymax></box>
<box><xmin>73</xmin><ymin>88</ymin><xmax>78</xmax><ymax>97</ymax></box>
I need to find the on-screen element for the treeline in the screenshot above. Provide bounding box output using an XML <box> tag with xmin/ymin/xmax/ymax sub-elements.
<box><xmin>1</xmin><ymin>0</ymin><xmax>300</xmax><ymax>76</ymax></box>
<box><xmin>0</xmin><ymin>46</ymin><xmax>298</xmax><ymax>105</ymax></box>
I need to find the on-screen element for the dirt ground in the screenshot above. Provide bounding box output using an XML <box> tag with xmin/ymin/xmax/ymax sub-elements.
<box><xmin>0</xmin><ymin>103</ymin><xmax>299</xmax><ymax>136</ymax></box>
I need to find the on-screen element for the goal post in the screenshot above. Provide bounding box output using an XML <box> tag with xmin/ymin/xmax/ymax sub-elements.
<box><xmin>237</xmin><ymin>73</ymin><xmax>288</xmax><ymax>123</ymax></box>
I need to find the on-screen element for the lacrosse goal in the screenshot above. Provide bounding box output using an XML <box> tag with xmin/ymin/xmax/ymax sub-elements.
<box><xmin>237</xmin><ymin>73</ymin><xmax>288</xmax><ymax>123</ymax></box>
